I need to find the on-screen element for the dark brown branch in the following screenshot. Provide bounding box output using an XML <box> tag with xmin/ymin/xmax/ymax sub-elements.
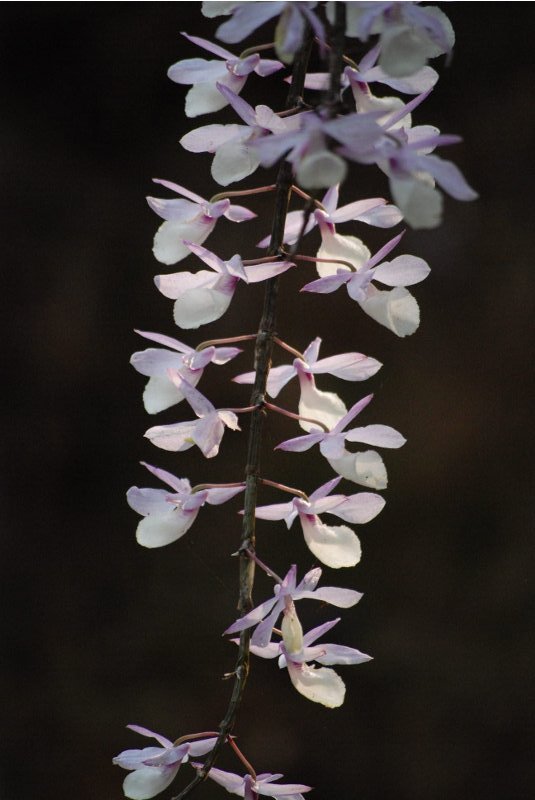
<box><xmin>169</xmin><ymin>28</ymin><xmax>314</xmax><ymax>800</ymax></box>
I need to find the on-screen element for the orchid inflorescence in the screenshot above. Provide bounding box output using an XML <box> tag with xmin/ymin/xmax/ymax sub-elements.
<box><xmin>115</xmin><ymin>3</ymin><xmax>476</xmax><ymax>799</ymax></box>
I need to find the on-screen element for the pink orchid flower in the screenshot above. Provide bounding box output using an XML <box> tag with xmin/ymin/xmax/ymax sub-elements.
<box><xmin>168</xmin><ymin>32</ymin><xmax>282</xmax><ymax>118</ymax></box>
<box><xmin>147</xmin><ymin>178</ymin><xmax>256</xmax><ymax>265</ymax></box>
<box><xmin>144</xmin><ymin>374</ymin><xmax>241</xmax><ymax>458</ymax></box>
<box><xmin>130</xmin><ymin>329</ymin><xmax>241</xmax><ymax>414</ymax></box>
<box><xmin>180</xmin><ymin>84</ymin><xmax>304</xmax><ymax>186</ymax></box>
<box><xmin>244</xmin><ymin>612</ymin><xmax>371</xmax><ymax>708</ymax></box>
<box><xmin>155</xmin><ymin>242</ymin><xmax>294</xmax><ymax>329</ymax></box>
<box><xmin>302</xmin><ymin>225</ymin><xmax>431</xmax><ymax>336</ymax></box>
<box><xmin>196</xmin><ymin>763</ymin><xmax>312</xmax><ymax>800</ymax></box>
<box><xmin>254</xmin><ymin>477</ymin><xmax>385</xmax><ymax>568</ymax></box>
<box><xmin>127</xmin><ymin>462</ymin><xmax>244</xmax><ymax>549</ymax></box>
<box><xmin>225</xmin><ymin>563</ymin><xmax>362</xmax><ymax>647</ymax></box>
<box><xmin>113</xmin><ymin>725</ymin><xmax>216</xmax><ymax>799</ymax></box>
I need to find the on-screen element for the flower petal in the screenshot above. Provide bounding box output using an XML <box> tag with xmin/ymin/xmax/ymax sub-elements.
<box><xmin>142</xmin><ymin>375</ymin><xmax>191</xmax><ymax>415</ymax></box>
<box><xmin>153</xmin><ymin>219</ymin><xmax>214</xmax><ymax>265</ymax></box>
<box><xmin>373</xmin><ymin>254</ymin><xmax>431</xmax><ymax>287</ymax></box>
<box><xmin>300</xmin><ymin>515</ymin><xmax>361</xmax><ymax>569</ymax></box>
<box><xmin>345</xmin><ymin>424</ymin><xmax>406</xmax><ymax>448</ymax></box>
<box><xmin>286</xmin><ymin>661</ymin><xmax>345</xmax><ymax>708</ymax></box>
<box><xmin>136</xmin><ymin>510</ymin><xmax>198</xmax><ymax>548</ymax></box>
<box><xmin>123</xmin><ymin>766</ymin><xmax>179</xmax><ymax>800</ymax></box>
<box><xmin>297</xmin><ymin>370</ymin><xmax>347</xmax><ymax>432</ymax></box>
<box><xmin>173</xmin><ymin>276</ymin><xmax>237</xmax><ymax>329</ymax></box>
<box><xmin>310</xmin><ymin>352</ymin><xmax>382</xmax><ymax>382</ymax></box>
<box><xmin>180</xmin><ymin>123</ymin><xmax>246</xmax><ymax>153</ymax></box>
<box><xmin>314</xmin><ymin>644</ymin><xmax>372</xmax><ymax>666</ymax></box>
<box><xmin>359</xmin><ymin>285</ymin><xmax>420</xmax><ymax>337</ymax></box>
<box><xmin>212</xmin><ymin>139</ymin><xmax>260</xmax><ymax>186</ymax></box>
<box><xmin>328</xmin><ymin>449</ymin><xmax>388</xmax><ymax>490</ymax></box>
<box><xmin>144</xmin><ymin>420</ymin><xmax>197</xmax><ymax>452</ymax></box>
<box><xmin>328</xmin><ymin>492</ymin><xmax>386</xmax><ymax>524</ymax></box>
<box><xmin>126</xmin><ymin>487</ymin><xmax>173</xmax><ymax>517</ymax></box>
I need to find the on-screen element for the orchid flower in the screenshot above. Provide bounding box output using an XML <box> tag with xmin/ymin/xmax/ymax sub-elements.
<box><xmin>254</xmin><ymin>477</ymin><xmax>385</xmax><ymax>568</ymax></box>
<box><xmin>127</xmin><ymin>462</ymin><xmax>244</xmax><ymax>549</ymax></box>
<box><xmin>147</xmin><ymin>178</ymin><xmax>256</xmax><ymax>266</ymax></box>
<box><xmin>203</xmin><ymin>1</ymin><xmax>325</xmax><ymax>64</ymax></box>
<box><xmin>130</xmin><ymin>330</ymin><xmax>241</xmax><ymax>414</ymax></box>
<box><xmin>225</xmin><ymin>563</ymin><xmax>362</xmax><ymax>647</ymax></box>
<box><xmin>180</xmin><ymin>84</ymin><xmax>303</xmax><ymax>186</ymax></box>
<box><xmin>113</xmin><ymin>725</ymin><xmax>217</xmax><ymax>800</ymax></box>
<box><xmin>257</xmin><ymin>184</ymin><xmax>402</xmax><ymax>249</ymax></box>
<box><xmin>144</xmin><ymin>374</ymin><xmax>241</xmax><ymax>458</ymax></box>
<box><xmin>335</xmin><ymin>93</ymin><xmax>478</xmax><ymax>228</ymax></box>
<box><xmin>234</xmin><ymin>337</ymin><xmax>380</xmax><ymax>424</ymax></box>
<box><xmin>326</xmin><ymin>1</ymin><xmax>455</xmax><ymax>78</ymax></box>
<box><xmin>155</xmin><ymin>242</ymin><xmax>294</xmax><ymax>329</ymax></box>
<box><xmin>251</xmin><ymin>109</ymin><xmax>384</xmax><ymax>189</ymax></box>
<box><xmin>246</xmin><ymin>610</ymin><xmax>372</xmax><ymax>708</ymax></box>
<box><xmin>276</xmin><ymin>393</ymin><xmax>406</xmax><ymax>490</ymax></box>
<box><xmin>302</xmin><ymin>223</ymin><xmax>430</xmax><ymax>336</ymax></box>
<box><xmin>381</xmin><ymin>129</ymin><xmax>479</xmax><ymax>229</ymax></box>
<box><xmin>197</xmin><ymin>764</ymin><xmax>312</xmax><ymax>800</ymax></box>
<box><xmin>168</xmin><ymin>32</ymin><xmax>282</xmax><ymax>118</ymax></box>
<box><xmin>303</xmin><ymin>42</ymin><xmax>439</xmax><ymax>97</ymax></box>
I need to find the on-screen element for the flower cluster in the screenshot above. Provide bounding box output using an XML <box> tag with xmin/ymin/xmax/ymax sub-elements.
<box><xmin>117</xmin><ymin>3</ymin><xmax>475</xmax><ymax>798</ymax></box>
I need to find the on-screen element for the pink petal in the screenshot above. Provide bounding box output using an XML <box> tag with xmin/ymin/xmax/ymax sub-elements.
<box><xmin>275</xmin><ymin>432</ymin><xmax>324</xmax><ymax>452</ymax></box>
<box><xmin>204</xmin><ymin>485</ymin><xmax>245</xmax><ymax>505</ymax></box>
<box><xmin>139</xmin><ymin>462</ymin><xmax>191</xmax><ymax>493</ymax></box>
<box><xmin>155</xmin><ymin>270</ymin><xmax>217</xmax><ymax>301</ymax></box>
<box><xmin>133</xmin><ymin>329</ymin><xmax>191</xmax><ymax>353</ymax></box>
<box><xmin>167</xmin><ymin>58</ymin><xmax>226</xmax><ymax>85</ymax></box>
<box><xmin>181</xmin><ymin>123</ymin><xmax>246</xmax><ymax>154</ymax></box>
<box><xmin>373</xmin><ymin>254</ymin><xmax>430</xmax><ymax>286</ymax></box>
<box><xmin>168</xmin><ymin>373</ymin><xmax>215</xmax><ymax>417</ymax></box>
<box><xmin>345</xmin><ymin>424</ymin><xmax>406</xmax><ymax>448</ymax></box>
<box><xmin>310</xmin><ymin>352</ymin><xmax>382</xmax><ymax>382</ymax></box>
<box><xmin>255</xmin><ymin>501</ymin><xmax>294</xmax><ymax>522</ymax></box>
<box><xmin>144</xmin><ymin>421</ymin><xmax>198</xmax><ymax>453</ymax></box>
<box><xmin>224</xmin><ymin>204</ymin><xmax>257</xmax><ymax>222</ymax></box>
<box><xmin>243</xmin><ymin>260</ymin><xmax>294</xmax><ymax>283</ymax></box>
<box><xmin>329</xmin><ymin>492</ymin><xmax>386</xmax><ymax>524</ymax></box>
<box><xmin>314</xmin><ymin>644</ymin><xmax>372</xmax><ymax>666</ymax></box>
<box><xmin>151</xmin><ymin>178</ymin><xmax>205</xmax><ymax>205</ymax></box>
<box><xmin>180</xmin><ymin>31</ymin><xmax>235</xmax><ymax>60</ymax></box>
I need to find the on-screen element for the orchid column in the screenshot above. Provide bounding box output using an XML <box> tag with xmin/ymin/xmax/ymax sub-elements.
<box><xmin>115</xmin><ymin>4</ymin><xmax>476</xmax><ymax>800</ymax></box>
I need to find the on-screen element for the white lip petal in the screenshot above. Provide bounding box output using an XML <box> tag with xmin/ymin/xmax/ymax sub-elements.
<box><xmin>211</xmin><ymin>139</ymin><xmax>260</xmax><ymax>186</ymax></box>
<box><xmin>328</xmin><ymin>449</ymin><xmax>388</xmax><ymax>490</ymax></box>
<box><xmin>123</xmin><ymin>766</ymin><xmax>178</xmax><ymax>800</ymax></box>
<box><xmin>173</xmin><ymin>284</ymin><xmax>234</xmax><ymax>329</ymax></box>
<box><xmin>390</xmin><ymin>176</ymin><xmax>443</xmax><ymax>229</ymax></box>
<box><xmin>359</xmin><ymin>286</ymin><xmax>420</xmax><ymax>337</ymax></box>
<box><xmin>286</xmin><ymin>661</ymin><xmax>346</xmax><ymax>708</ymax></box>
<box><xmin>142</xmin><ymin>376</ymin><xmax>188</xmax><ymax>415</ymax></box>
<box><xmin>136</xmin><ymin>511</ymin><xmax>198</xmax><ymax>549</ymax></box>
<box><xmin>153</xmin><ymin>219</ymin><xmax>215</xmax><ymax>266</ymax></box>
<box><xmin>296</xmin><ymin>150</ymin><xmax>347</xmax><ymax>190</ymax></box>
<box><xmin>316</xmin><ymin>231</ymin><xmax>370</xmax><ymax>277</ymax></box>
<box><xmin>298</xmin><ymin>375</ymin><xmax>347</xmax><ymax>433</ymax></box>
<box><xmin>300</xmin><ymin>515</ymin><xmax>362</xmax><ymax>569</ymax></box>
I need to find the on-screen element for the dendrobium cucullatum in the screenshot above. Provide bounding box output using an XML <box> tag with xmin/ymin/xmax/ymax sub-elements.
<box><xmin>119</xmin><ymin>3</ymin><xmax>476</xmax><ymax>799</ymax></box>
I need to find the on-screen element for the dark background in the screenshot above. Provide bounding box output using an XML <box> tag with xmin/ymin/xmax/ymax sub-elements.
<box><xmin>1</xmin><ymin>3</ymin><xmax>533</xmax><ymax>800</ymax></box>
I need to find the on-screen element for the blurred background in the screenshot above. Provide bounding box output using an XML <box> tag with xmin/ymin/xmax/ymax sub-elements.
<box><xmin>1</xmin><ymin>4</ymin><xmax>533</xmax><ymax>800</ymax></box>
